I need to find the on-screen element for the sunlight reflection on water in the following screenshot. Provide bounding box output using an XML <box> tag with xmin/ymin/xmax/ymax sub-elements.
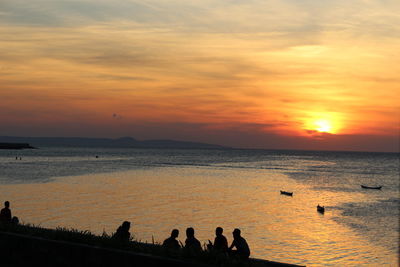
<box><xmin>0</xmin><ymin>166</ymin><xmax>397</xmax><ymax>266</ymax></box>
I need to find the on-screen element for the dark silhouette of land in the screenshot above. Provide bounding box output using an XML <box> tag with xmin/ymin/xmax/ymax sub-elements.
<box><xmin>0</xmin><ymin>226</ymin><xmax>305</xmax><ymax>267</ymax></box>
<box><xmin>0</xmin><ymin>143</ymin><xmax>35</xmax><ymax>150</ymax></box>
<box><xmin>0</xmin><ymin>206</ymin><xmax>304</xmax><ymax>266</ymax></box>
<box><xmin>0</xmin><ymin>136</ymin><xmax>228</xmax><ymax>149</ymax></box>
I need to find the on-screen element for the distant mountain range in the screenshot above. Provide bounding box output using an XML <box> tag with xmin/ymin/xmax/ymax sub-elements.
<box><xmin>0</xmin><ymin>136</ymin><xmax>228</xmax><ymax>149</ymax></box>
<box><xmin>0</xmin><ymin>143</ymin><xmax>35</xmax><ymax>149</ymax></box>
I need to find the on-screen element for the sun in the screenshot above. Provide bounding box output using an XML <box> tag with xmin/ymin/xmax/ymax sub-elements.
<box><xmin>314</xmin><ymin>119</ymin><xmax>332</xmax><ymax>133</ymax></box>
<box><xmin>302</xmin><ymin>112</ymin><xmax>342</xmax><ymax>134</ymax></box>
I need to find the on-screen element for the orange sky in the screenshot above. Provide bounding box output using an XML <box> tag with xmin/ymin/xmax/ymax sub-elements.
<box><xmin>1</xmin><ymin>0</ymin><xmax>399</xmax><ymax>152</ymax></box>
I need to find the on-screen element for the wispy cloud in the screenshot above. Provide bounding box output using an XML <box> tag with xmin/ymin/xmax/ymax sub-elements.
<box><xmin>0</xmin><ymin>0</ymin><xmax>399</xmax><ymax>151</ymax></box>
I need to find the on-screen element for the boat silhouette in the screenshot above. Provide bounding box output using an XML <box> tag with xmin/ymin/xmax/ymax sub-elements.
<box><xmin>361</xmin><ymin>185</ymin><xmax>382</xmax><ymax>190</ymax></box>
<box><xmin>280</xmin><ymin>190</ymin><xmax>293</xmax><ymax>196</ymax></box>
<box><xmin>317</xmin><ymin>204</ymin><xmax>325</xmax><ymax>213</ymax></box>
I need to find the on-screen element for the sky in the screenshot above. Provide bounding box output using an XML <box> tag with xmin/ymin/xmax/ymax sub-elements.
<box><xmin>1</xmin><ymin>0</ymin><xmax>399</xmax><ymax>152</ymax></box>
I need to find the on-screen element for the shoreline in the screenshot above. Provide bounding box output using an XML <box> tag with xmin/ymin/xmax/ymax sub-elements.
<box><xmin>0</xmin><ymin>223</ymin><xmax>305</xmax><ymax>267</ymax></box>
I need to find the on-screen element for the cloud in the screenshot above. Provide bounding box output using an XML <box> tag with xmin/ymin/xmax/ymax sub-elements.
<box><xmin>0</xmin><ymin>0</ymin><xmax>399</xmax><ymax>152</ymax></box>
<box><xmin>1</xmin><ymin>0</ymin><xmax>398</xmax><ymax>40</ymax></box>
<box><xmin>0</xmin><ymin>0</ymin><xmax>158</xmax><ymax>27</ymax></box>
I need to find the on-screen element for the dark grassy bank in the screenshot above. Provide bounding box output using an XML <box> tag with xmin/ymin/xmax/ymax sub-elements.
<box><xmin>0</xmin><ymin>223</ymin><xmax>304</xmax><ymax>267</ymax></box>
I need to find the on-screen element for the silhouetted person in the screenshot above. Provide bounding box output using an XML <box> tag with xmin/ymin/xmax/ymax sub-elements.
<box><xmin>11</xmin><ymin>216</ymin><xmax>19</xmax><ymax>225</ymax></box>
<box><xmin>229</xmin><ymin>228</ymin><xmax>250</xmax><ymax>259</ymax></box>
<box><xmin>113</xmin><ymin>221</ymin><xmax>131</xmax><ymax>243</ymax></box>
<box><xmin>185</xmin><ymin>227</ymin><xmax>202</xmax><ymax>252</ymax></box>
<box><xmin>0</xmin><ymin>201</ymin><xmax>12</xmax><ymax>223</ymax></box>
<box><xmin>208</xmin><ymin>227</ymin><xmax>228</xmax><ymax>252</ymax></box>
<box><xmin>163</xmin><ymin>229</ymin><xmax>181</xmax><ymax>250</ymax></box>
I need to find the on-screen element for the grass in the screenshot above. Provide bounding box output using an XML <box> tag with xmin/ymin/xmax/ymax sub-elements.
<box><xmin>0</xmin><ymin>222</ymin><xmax>253</xmax><ymax>267</ymax></box>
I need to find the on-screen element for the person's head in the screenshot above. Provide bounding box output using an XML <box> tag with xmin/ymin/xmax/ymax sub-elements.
<box><xmin>186</xmin><ymin>227</ymin><xmax>195</xmax><ymax>238</ymax></box>
<box><xmin>122</xmin><ymin>221</ymin><xmax>131</xmax><ymax>231</ymax></box>
<box><xmin>233</xmin><ymin>228</ymin><xmax>241</xmax><ymax>239</ymax></box>
<box><xmin>4</xmin><ymin>201</ymin><xmax>9</xmax><ymax>208</ymax></box>
<box><xmin>11</xmin><ymin>216</ymin><xmax>19</xmax><ymax>225</ymax></box>
<box><xmin>171</xmin><ymin>229</ymin><xmax>179</xmax><ymax>238</ymax></box>
<box><xmin>216</xmin><ymin>227</ymin><xmax>223</xmax><ymax>236</ymax></box>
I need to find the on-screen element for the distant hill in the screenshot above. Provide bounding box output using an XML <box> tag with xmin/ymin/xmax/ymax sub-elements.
<box><xmin>0</xmin><ymin>136</ymin><xmax>228</xmax><ymax>149</ymax></box>
<box><xmin>0</xmin><ymin>143</ymin><xmax>35</xmax><ymax>149</ymax></box>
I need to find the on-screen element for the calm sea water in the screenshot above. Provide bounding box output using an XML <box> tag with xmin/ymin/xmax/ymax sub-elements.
<box><xmin>0</xmin><ymin>148</ymin><xmax>398</xmax><ymax>266</ymax></box>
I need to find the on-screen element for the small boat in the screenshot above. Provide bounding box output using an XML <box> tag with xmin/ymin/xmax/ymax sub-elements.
<box><xmin>280</xmin><ymin>191</ymin><xmax>293</xmax><ymax>196</ymax></box>
<box><xmin>361</xmin><ymin>185</ymin><xmax>382</xmax><ymax>190</ymax></box>
<box><xmin>317</xmin><ymin>204</ymin><xmax>325</xmax><ymax>213</ymax></box>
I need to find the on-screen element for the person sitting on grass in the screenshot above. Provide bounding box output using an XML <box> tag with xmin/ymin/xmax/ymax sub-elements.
<box><xmin>162</xmin><ymin>229</ymin><xmax>181</xmax><ymax>250</ymax></box>
<box><xmin>228</xmin><ymin>228</ymin><xmax>250</xmax><ymax>259</ymax></box>
<box><xmin>112</xmin><ymin>221</ymin><xmax>131</xmax><ymax>243</ymax></box>
<box><xmin>0</xmin><ymin>201</ymin><xmax>12</xmax><ymax>223</ymax></box>
<box><xmin>184</xmin><ymin>227</ymin><xmax>202</xmax><ymax>252</ymax></box>
<box><xmin>11</xmin><ymin>216</ymin><xmax>19</xmax><ymax>225</ymax></box>
<box><xmin>208</xmin><ymin>227</ymin><xmax>228</xmax><ymax>252</ymax></box>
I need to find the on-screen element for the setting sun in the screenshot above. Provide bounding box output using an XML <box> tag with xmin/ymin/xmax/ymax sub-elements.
<box><xmin>302</xmin><ymin>112</ymin><xmax>344</xmax><ymax>135</ymax></box>
<box><xmin>314</xmin><ymin>119</ymin><xmax>332</xmax><ymax>133</ymax></box>
<box><xmin>0</xmin><ymin>0</ymin><xmax>398</xmax><ymax>153</ymax></box>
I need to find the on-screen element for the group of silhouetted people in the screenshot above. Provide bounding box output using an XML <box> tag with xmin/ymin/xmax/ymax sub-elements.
<box><xmin>0</xmin><ymin>201</ymin><xmax>19</xmax><ymax>225</ymax></box>
<box><xmin>162</xmin><ymin>227</ymin><xmax>250</xmax><ymax>259</ymax></box>
<box><xmin>3</xmin><ymin>201</ymin><xmax>250</xmax><ymax>260</ymax></box>
<box><xmin>111</xmin><ymin>222</ymin><xmax>250</xmax><ymax>259</ymax></box>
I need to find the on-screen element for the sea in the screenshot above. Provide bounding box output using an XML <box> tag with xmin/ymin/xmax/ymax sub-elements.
<box><xmin>0</xmin><ymin>147</ymin><xmax>398</xmax><ymax>266</ymax></box>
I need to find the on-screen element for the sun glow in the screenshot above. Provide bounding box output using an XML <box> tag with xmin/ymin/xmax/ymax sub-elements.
<box><xmin>314</xmin><ymin>119</ymin><xmax>332</xmax><ymax>133</ymax></box>
<box><xmin>303</xmin><ymin>112</ymin><xmax>343</xmax><ymax>135</ymax></box>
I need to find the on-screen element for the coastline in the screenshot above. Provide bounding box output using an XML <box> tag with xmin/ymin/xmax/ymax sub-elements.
<box><xmin>0</xmin><ymin>224</ymin><xmax>304</xmax><ymax>267</ymax></box>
